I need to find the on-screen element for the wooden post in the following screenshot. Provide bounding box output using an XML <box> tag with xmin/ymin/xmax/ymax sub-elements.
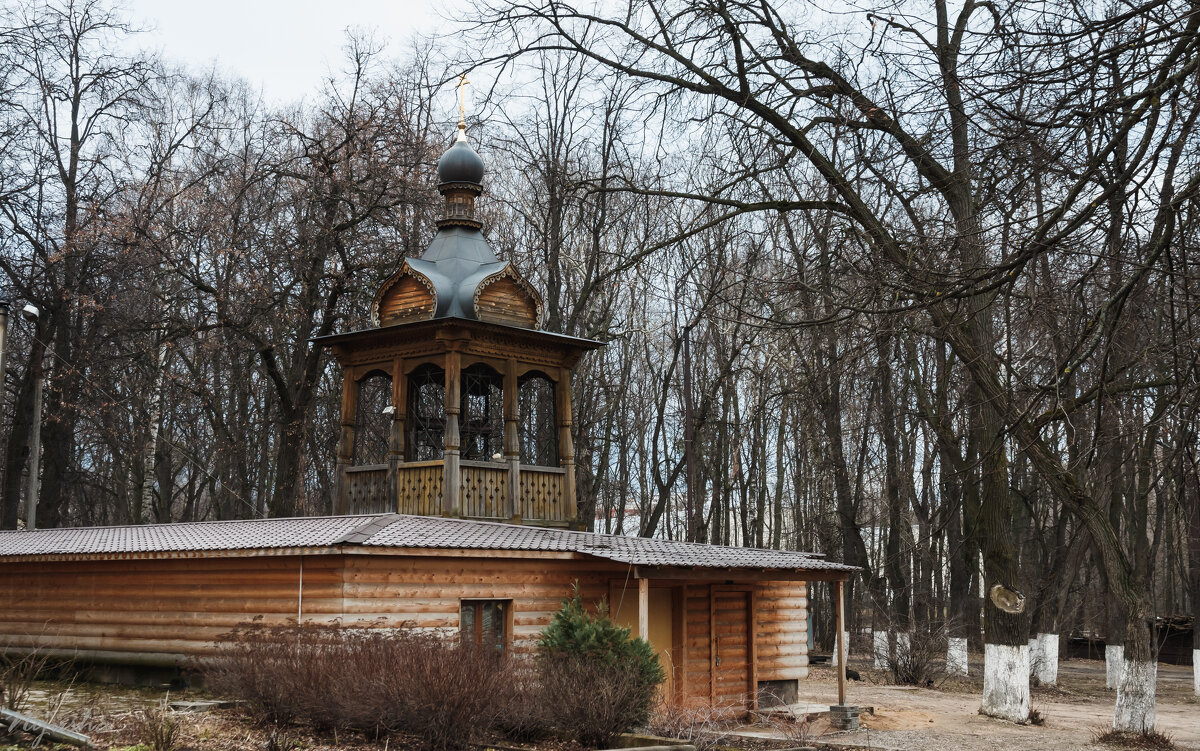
<box><xmin>748</xmin><ymin>586</ymin><xmax>758</xmax><ymax>710</ymax></box>
<box><xmin>836</xmin><ymin>578</ymin><xmax>847</xmax><ymax>707</ymax></box>
<box><xmin>504</xmin><ymin>358</ymin><xmax>520</xmax><ymax>521</ymax></box>
<box><xmin>333</xmin><ymin>371</ymin><xmax>358</xmax><ymax>515</ymax></box>
<box><xmin>674</xmin><ymin>585</ymin><xmax>687</xmax><ymax>705</ymax></box>
<box><xmin>444</xmin><ymin>349</ymin><xmax>461</xmax><ymax>517</ymax></box>
<box><xmin>389</xmin><ymin>357</ymin><xmax>406</xmax><ymax>513</ymax></box>
<box><xmin>557</xmin><ymin>368</ymin><xmax>576</xmax><ymax>525</ymax></box>
<box><xmin>637</xmin><ymin>577</ymin><xmax>649</xmax><ymax>641</ymax></box>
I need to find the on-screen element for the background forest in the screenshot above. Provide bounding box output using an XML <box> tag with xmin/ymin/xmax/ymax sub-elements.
<box><xmin>0</xmin><ymin>0</ymin><xmax>1197</xmax><ymax>683</ymax></box>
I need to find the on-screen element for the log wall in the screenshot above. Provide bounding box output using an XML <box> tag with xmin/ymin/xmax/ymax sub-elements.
<box><xmin>0</xmin><ymin>552</ymin><xmax>810</xmax><ymax>708</ymax></box>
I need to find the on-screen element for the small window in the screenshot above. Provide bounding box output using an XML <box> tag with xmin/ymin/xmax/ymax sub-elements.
<box><xmin>460</xmin><ymin>599</ymin><xmax>508</xmax><ymax>655</ymax></box>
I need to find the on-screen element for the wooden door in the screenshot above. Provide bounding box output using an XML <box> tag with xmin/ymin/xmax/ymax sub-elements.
<box><xmin>712</xmin><ymin>588</ymin><xmax>754</xmax><ymax>709</ymax></box>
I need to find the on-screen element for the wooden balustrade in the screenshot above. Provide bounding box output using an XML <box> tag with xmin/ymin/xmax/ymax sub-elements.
<box><xmin>353</xmin><ymin>461</ymin><xmax>568</xmax><ymax>522</ymax></box>
<box><xmin>345</xmin><ymin>465</ymin><xmax>389</xmax><ymax>514</ymax></box>
<box><xmin>396</xmin><ymin>461</ymin><xmax>444</xmax><ymax>516</ymax></box>
<box><xmin>459</xmin><ymin>461</ymin><xmax>508</xmax><ymax>519</ymax></box>
<box><xmin>520</xmin><ymin>466</ymin><xmax>567</xmax><ymax>521</ymax></box>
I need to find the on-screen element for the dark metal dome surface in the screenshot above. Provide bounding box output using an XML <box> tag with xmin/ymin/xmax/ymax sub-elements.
<box><xmin>437</xmin><ymin>138</ymin><xmax>485</xmax><ymax>185</ymax></box>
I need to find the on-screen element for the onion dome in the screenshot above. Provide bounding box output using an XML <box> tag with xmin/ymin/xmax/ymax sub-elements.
<box><xmin>369</xmin><ymin>125</ymin><xmax>544</xmax><ymax>331</ymax></box>
<box><xmin>437</xmin><ymin>129</ymin><xmax>485</xmax><ymax>186</ymax></box>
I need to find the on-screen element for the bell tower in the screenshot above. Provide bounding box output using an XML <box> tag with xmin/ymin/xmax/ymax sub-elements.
<box><xmin>316</xmin><ymin>122</ymin><xmax>601</xmax><ymax>528</ymax></box>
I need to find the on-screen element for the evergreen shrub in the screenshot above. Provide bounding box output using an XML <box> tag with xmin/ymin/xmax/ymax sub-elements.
<box><xmin>537</xmin><ymin>586</ymin><xmax>666</xmax><ymax>746</ymax></box>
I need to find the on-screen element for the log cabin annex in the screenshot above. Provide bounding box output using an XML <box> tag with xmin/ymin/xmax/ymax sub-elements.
<box><xmin>0</xmin><ymin>120</ymin><xmax>856</xmax><ymax>713</ymax></box>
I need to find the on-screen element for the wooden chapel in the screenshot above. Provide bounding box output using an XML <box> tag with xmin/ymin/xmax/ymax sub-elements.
<box><xmin>315</xmin><ymin>122</ymin><xmax>602</xmax><ymax>527</ymax></box>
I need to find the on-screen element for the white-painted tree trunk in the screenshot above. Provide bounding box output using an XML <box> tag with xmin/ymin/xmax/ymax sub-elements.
<box><xmin>947</xmin><ymin>636</ymin><xmax>968</xmax><ymax>676</ymax></box>
<box><xmin>1112</xmin><ymin>659</ymin><xmax>1156</xmax><ymax>733</ymax></box>
<box><xmin>1027</xmin><ymin>637</ymin><xmax>1041</xmax><ymax>677</ymax></box>
<box><xmin>1105</xmin><ymin>644</ymin><xmax>1124</xmax><ymax>690</ymax></box>
<box><xmin>895</xmin><ymin>631</ymin><xmax>911</xmax><ymax>663</ymax></box>
<box><xmin>981</xmin><ymin>643</ymin><xmax>1030</xmax><ymax>723</ymax></box>
<box><xmin>1193</xmin><ymin>650</ymin><xmax>1199</xmax><ymax>696</ymax></box>
<box><xmin>831</xmin><ymin>630</ymin><xmax>849</xmax><ymax>666</ymax></box>
<box><xmin>1035</xmin><ymin>633</ymin><xmax>1058</xmax><ymax>686</ymax></box>
<box><xmin>873</xmin><ymin>630</ymin><xmax>888</xmax><ymax>669</ymax></box>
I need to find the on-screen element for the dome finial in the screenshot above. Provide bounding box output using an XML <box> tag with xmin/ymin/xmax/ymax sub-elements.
<box><xmin>455</xmin><ymin>73</ymin><xmax>470</xmax><ymax>142</ymax></box>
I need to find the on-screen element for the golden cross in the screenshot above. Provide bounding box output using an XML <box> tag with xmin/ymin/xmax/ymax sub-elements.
<box><xmin>456</xmin><ymin>73</ymin><xmax>470</xmax><ymax>132</ymax></box>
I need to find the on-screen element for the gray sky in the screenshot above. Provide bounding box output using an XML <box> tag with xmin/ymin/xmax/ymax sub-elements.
<box><xmin>122</xmin><ymin>0</ymin><xmax>446</xmax><ymax>104</ymax></box>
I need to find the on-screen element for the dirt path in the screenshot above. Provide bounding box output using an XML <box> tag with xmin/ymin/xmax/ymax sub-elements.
<box><xmin>766</xmin><ymin>660</ymin><xmax>1199</xmax><ymax>751</ymax></box>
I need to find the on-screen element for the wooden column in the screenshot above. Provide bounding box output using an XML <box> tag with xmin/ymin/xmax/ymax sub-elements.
<box><xmin>389</xmin><ymin>357</ymin><xmax>406</xmax><ymax>513</ymax></box>
<box><xmin>637</xmin><ymin>577</ymin><xmax>649</xmax><ymax>641</ymax></box>
<box><xmin>836</xmin><ymin>578</ymin><xmax>847</xmax><ymax>707</ymax></box>
<box><xmin>557</xmin><ymin>368</ymin><xmax>576</xmax><ymax>526</ymax></box>
<box><xmin>443</xmin><ymin>349</ymin><xmax>461</xmax><ymax>517</ymax></box>
<box><xmin>504</xmin><ymin>358</ymin><xmax>521</xmax><ymax>521</ymax></box>
<box><xmin>333</xmin><ymin>371</ymin><xmax>359</xmax><ymax>515</ymax></box>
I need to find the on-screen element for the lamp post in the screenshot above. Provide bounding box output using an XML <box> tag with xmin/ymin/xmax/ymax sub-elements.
<box><xmin>22</xmin><ymin>304</ymin><xmax>42</xmax><ymax>530</ymax></box>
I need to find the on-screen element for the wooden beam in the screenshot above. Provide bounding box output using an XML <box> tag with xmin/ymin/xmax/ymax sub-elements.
<box><xmin>748</xmin><ymin>586</ymin><xmax>758</xmax><ymax>710</ymax></box>
<box><xmin>674</xmin><ymin>585</ymin><xmax>687</xmax><ymax>706</ymax></box>
<box><xmin>836</xmin><ymin>578</ymin><xmax>847</xmax><ymax>706</ymax></box>
<box><xmin>637</xmin><ymin>577</ymin><xmax>649</xmax><ymax>641</ymax></box>
<box><xmin>634</xmin><ymin>565</ymin><xmax>849</xmax><ymax>583</ymax></box>
<box><xmin>709</xmin><ymin>585</ymin><xmax>717</xmax><ymax>707</ymax></box>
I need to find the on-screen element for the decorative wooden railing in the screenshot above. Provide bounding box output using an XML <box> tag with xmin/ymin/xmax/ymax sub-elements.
<box><xmin>520</xmin><ymin>466</ymin><xmax>567</xmax><ymax>521</ymax></box>
<box><xmin>345</xmin><ymin>464</ymin><xmax>389</xmax><ymax>514</ymax></box>
<box><xmin>347</xmin><ymin>461</ymin><xmax>569</xmax><ymax>523</ymax></box>
<box><xmin>396</xmin><ymin>461</ymin><xmax>444</xmax><ymax>516</ymax></box>
<box><xmin>459</xmin><ymin>461</ymin><xmax>509</xmax><ymax>519</ymax></box>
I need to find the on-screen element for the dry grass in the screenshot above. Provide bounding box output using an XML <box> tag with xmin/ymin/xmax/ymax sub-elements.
<box><xmin>1092</xmin><ymin>728</ymin><xmax>1177</xmax><ymax>750</ymax></box>
<box><xmin>129</xmin><ymin>699</ymin><xmax>184</xmax><ymax>751</ymax></box>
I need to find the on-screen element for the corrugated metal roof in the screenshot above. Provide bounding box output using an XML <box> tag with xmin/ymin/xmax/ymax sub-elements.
<box><xmin>0</xmin><ymin>514</ymin><xmax>856</xmax><ymax>573</ymax></box>
<box><xmin>0</xmin><ymin>515</ymin><xmax>378</xmax><ymax>557</ymax></box>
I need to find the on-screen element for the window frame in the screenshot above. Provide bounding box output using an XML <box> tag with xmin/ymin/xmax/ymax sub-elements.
<box><xmin>459</xmin><ymin>598</ymin><xmax>512</xmax><ymax>656</ymax></box>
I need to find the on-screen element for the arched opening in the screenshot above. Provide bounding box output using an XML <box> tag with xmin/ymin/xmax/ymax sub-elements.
<box><xmin>406</xmin><ymin>363</ymin><xmax>445</xmax><ymax>461</ymax></box>
<box><xmin>460</xmin><ymin>363</ymin><xmax>503</xmax><ymax>461</ymax></box>
<box><xmin>518</xmin><ymin>372</ymin><xmax>558</xmax><ymax>466</ymax></box>
<box><xmin>354</xmin><ymin>371</ymin><xmax>392</xmax><ymax>465</ymax></box>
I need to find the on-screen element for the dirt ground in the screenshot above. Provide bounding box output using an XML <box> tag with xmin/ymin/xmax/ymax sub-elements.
<box><xmin>6</xmin><ymin>658</ymin><xmax>1198</xmax><ymax>751</ymax></box>
<box><xmin>750</xmin><ymin>658</ymin><xmax>1200</xmax><ymax>751</ymax></box>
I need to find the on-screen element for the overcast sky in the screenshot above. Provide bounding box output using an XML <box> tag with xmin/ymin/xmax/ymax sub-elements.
<box><xmin>121</xmin><ymin>0</ymin><xmax>449</xmax><ymax>104</ymax></box>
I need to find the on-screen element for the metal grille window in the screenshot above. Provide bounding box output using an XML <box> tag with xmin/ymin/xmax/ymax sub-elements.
<box><xmin>460</xmin><ymin>364</ymin><xmax>503</xmax><ymax>461</ymax></box>
<box><xmin>406</xmin><ymin>364</ymin><xmax>444</xmax><ymax>461</ymax></box>
<box><xmin>460</xmin><ymin>599</ymin><xmax>507</xmax><ymax>655</ymax></box>
<box><xmin>518</xmin><ymin>372</ymin><xmax>558</xmax><ymax>466</ymax></box>
<box><xmin>354</xmin><ymin>372</ymin><xmax>393</xmax><ymax>465</ymax></box>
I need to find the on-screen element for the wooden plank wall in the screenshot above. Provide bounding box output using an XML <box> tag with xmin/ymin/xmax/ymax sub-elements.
<box><xmin>475</xmin><ymin>277</ymin><xmax>538</xmax><ymax>328</ymax></box>
<box><xmin>0</xmin><ymin>553</ymin><xmax>810</xmax><ymax>704</ymax></box>
<box><xmin>339</xmin><ymin>555</ymin><xmax>616</xmax><ymax>653</ymax></box>
<box><xmin>378</xmin><ymin>276</ymin><xmax>434</xmax><ymax>324</ymax></box>
<box><xmin>756</xmin><ymin>580</ymin><xmax>809</xmax><ymax>681</ymax></box>
<box><xmin>683</xmin><ymin>585</ymin><xmax>713</xmax><ymax>707</ymax></box>
<box><xmin>0</xmin><ymin>556</ymin><xmax>341</xmax><ymax>658</ymax></box>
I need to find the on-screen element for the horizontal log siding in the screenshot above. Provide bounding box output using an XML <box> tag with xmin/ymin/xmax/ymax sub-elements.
<box><xmin>0</xmin><ymin>551</ymin><xmax>811</xmax><ymax>702</ymax></box>
<box><xmin>339</xmin><ymin>555</ymin><xmax>617</xmax><ymax>653</ymax></box>
<box><xmin>755</xmin><ymin>580</ymin><xmax>809</xmax><ymax>680</ymax></box>
<box><xmin>0</xmin><ymin>556</ymin><xmax>340</xmax><ymax>657</ymax></box>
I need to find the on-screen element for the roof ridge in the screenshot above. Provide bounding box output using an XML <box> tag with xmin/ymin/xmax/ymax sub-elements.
<box><xmin>336</xmin><ymin>514</ymin><xmax>402</xmax><ymax>545</ymax></box>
